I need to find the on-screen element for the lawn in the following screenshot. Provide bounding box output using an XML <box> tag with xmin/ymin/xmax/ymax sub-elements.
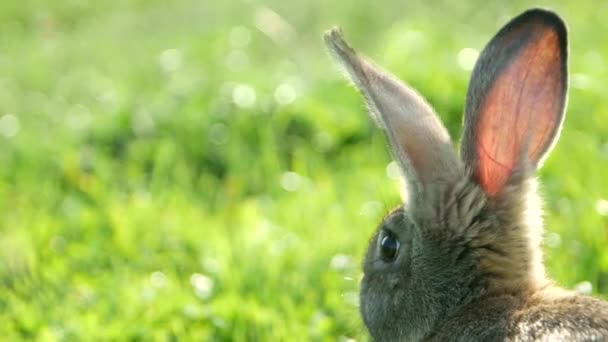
<box><xmin>0</xmin><ymin>0</ymin><xmax>607</xmax><ymax>340</ymax></box>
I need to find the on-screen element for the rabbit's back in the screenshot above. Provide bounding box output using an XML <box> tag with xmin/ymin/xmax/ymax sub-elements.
<box><xmin>429</xmin><ymin>291</ymin><xmax>608</xmax><ymax>341</ymax></box>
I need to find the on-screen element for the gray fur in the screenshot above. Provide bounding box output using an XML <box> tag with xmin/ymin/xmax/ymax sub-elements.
<box><xmin>324</xmin><ymin>8</ymin><xmax>608</xmax><ymax>342</ymax></box>
<box><xmin>324</xmin><ymin>27</ymin><xmax>461</xmax><ymax>203</ymax></box>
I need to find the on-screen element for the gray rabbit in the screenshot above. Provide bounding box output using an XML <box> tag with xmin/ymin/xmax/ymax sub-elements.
<box><xmin>324</xmin><ymin>8</ymin><xmax>608</xmax><ymax>341</ymax></box>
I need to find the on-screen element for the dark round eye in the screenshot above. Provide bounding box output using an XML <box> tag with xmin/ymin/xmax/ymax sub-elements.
<box><xmin>380</xmin><ymin>231</ymin><xmax>400</xmax><ymax>262</ymax></box>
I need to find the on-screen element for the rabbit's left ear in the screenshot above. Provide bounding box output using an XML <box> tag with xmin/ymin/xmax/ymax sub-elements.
<box><xmin>461</xmin><ymin>9</ymin><xmax>568</xmax><ymax>196</ymax></box>
<box><xmin>324</xmin><ymin>28</ymin><xmax>460</xmax><ymax>200</ymax></box>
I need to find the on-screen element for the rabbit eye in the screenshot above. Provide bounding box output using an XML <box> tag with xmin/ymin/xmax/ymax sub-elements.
<box><xmin>379</xmin><ymin>231</ymin><xmax>400</xmax><ymax>262</ymax></box>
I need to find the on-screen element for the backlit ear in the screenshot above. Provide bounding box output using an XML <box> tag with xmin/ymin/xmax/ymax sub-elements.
<box><xmin>324</xmin><ymin>28</ymin><xmax>460</xmax><ymax>199</ymax></box>
<box><xmin>460</xmin><ymin>9</ymin><xmax>568</xmax><ymax>196</ymax></box>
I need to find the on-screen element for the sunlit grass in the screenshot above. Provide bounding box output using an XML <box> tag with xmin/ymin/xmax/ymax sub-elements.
<box><xmin>0</xmin><ymin>0</ymin><xmax>607</xmax><ymax>340</ymax></box>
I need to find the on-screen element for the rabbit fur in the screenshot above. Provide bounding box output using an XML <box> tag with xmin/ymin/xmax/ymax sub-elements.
<box><xmin>324</xmin><ymin>8</ymin><xmax>608</xmax><ymax>342</ymax></box>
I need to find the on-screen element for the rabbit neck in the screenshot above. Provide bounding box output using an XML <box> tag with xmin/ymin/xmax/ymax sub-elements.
<box><xmin>416</xmin><ymin>172</ymin><xmax>549</xmax><ymax>297</ymax></box>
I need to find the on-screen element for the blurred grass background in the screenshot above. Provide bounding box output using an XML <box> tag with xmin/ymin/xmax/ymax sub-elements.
<box><xmin>0</xmin><ymin>0</ymin><xmax>607</xmax><ymax>340</ymax></box>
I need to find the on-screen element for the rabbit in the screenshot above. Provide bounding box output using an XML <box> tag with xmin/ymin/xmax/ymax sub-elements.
<box><xmin>324</xmin><ymin>8</ymin><xmax>608</xmax><ymax>342</ymax></box>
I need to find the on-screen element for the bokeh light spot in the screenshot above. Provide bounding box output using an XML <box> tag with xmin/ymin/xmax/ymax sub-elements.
<box><xmin>545</xmin><ymin>232</ymin><xmax>562</xmax><ymax>248</ymax></box>
<box><xmin>571</xmin><ymin>73</ymin><xmax>591</xmax><ymax>89</ymax></box>
<box><xmin>209</xmin><ymin>123</ymin><xmax>229</xmax><ymax>145</ymax></box>
<box><xmin>280</xmin><ymin>171</ymin><xmax>302</xmax><ymax>192</ymax></box>
<box><xmin>226</xmin><ymin>50</ymin><xmax>250</xmax><ymax>71</ymax></box>
<box><xmin>190</xmin><ymin>273</ymin><xmax>213</xmax><ymax>300</ymax></box>
<box><xmin>330</xmin><ymin>254</ymin><xmax>353</xmax><ymax>272</ymax></box>
<box><xmin>595</xmin><ymin>199</ymin><xmax>608</xmax><ymax>216</ymax></box>
<box><xmin>360</xmin><ymin>200</ymin><xmax>382</xmax><ymax>218</ymax></box>
<box><xmin>574</xmin><ymin>281</ymin><xmax>593</xmax><ymax>295</ymax></box>
<box><xmin>229</xmin><ymin>26</ymin><xmax>252</xmax><ymax>48</ymax></box>
<box><xmin>232</xmin><ymin>84</ymin><xmax>256</xmax><ymax>108</ymax></box>
<box><xmin>150</xmin><ymin>271</ymin><xmax>168</xmax><ymax>289</ymax></box>
<box><xmin>386</xmin><ymin>161</ymin><xmax>401</xmax><ymax>180</ymax></box>
<box><xmin>457</xmin><ymin>48</ymin><xmax>479</xmax><ymax>70</ymax></box>
<box><xmin>0</xmin><ymin>114</ymin><xmax>20</xmax><ymax>138</ymax></box>
<box><xmin>159</xmin><ymin>48</ymin><xmax>183</xmax><ymax>72</ymax></box>
<box><xmin>274</xmin><ymin>82</ymin><xmax>297</xmax><ymax>105</ymax></box>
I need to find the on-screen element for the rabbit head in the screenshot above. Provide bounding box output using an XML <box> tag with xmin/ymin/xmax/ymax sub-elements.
<box><xmin>325</xmin><ymin>9</ymin><xmax>567</xmax><ymax>341</ymax></box>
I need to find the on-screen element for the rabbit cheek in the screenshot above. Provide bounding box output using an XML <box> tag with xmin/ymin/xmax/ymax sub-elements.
<box><xmin>360</xmin><ymin>269</ymin><xmax>408</xmax><ymax>324</ymax></box>
<box><xmin>360</xmin><ymin>272</ymin><xmax>422</xmax><ymax>340</ymax></box>
<box><xmin>360</xmin><ymin>274</ymin><xmax>392</xmax><ymax>336</ymax></box>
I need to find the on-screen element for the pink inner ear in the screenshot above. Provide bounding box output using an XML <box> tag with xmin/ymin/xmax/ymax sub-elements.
<box><xmin>475</xmin><ymin>29</ymin><xmax>563</xmax><ymax>196</ymax></box>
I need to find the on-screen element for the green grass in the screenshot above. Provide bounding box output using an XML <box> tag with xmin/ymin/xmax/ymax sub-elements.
<box><xmin>0</xmin><ymin>0</ymin><xmax>607</xmax><ymax>340</ymax></box>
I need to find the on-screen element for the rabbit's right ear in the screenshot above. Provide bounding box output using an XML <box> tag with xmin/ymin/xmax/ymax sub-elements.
<box><xmin>461</xmin><ymin>9</ymin><xmax>568</xmax><ymax>196</ymax></box>
<box><xmin>324</xmin><ymin>28</ymin><xmax>460</xmax><ymax>200</ymax></box>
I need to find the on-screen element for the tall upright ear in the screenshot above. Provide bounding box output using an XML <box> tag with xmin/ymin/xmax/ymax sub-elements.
<box><xmin>324</xmin><ymin>28</ymin><xmax>460</xmax><ymax>199</ymax></box>
<box><xmin>461</xmin><ymin>9</ymin><xmax>568</xmax><ymax>196</ymax></box>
